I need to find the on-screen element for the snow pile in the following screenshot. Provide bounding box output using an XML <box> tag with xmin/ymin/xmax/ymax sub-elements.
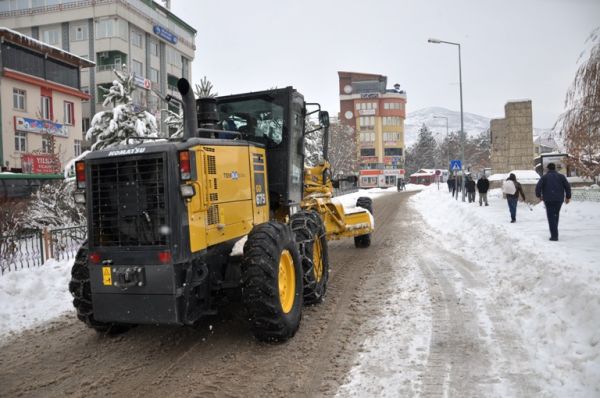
<box><xmin>0</xmin><ymin>259</ymin><xmax>74</xmax><ymax>340</ymax></box>
<box><xmin>410</xmin><ymin>186</ymin><xmax>600</xmax><ymax>396</ymax></box>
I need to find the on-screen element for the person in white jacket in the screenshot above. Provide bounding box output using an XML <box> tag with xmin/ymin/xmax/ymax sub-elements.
<box><xmin>502</xmin><ymin>173</ymin><xmax>526</xmax><ymax>223</ymax></box>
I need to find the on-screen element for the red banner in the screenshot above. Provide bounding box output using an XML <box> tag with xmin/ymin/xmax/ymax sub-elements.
<box><xmin>21</xmin><ymin>154</ymin><xmax>61</xmax><ymax>174</ymax></box>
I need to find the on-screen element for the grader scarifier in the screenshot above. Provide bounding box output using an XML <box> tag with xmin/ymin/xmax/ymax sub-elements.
<box><xmin>69</xmin><ymin>78</ymin><xmax>374</xmax><ymax>341</ymax></box>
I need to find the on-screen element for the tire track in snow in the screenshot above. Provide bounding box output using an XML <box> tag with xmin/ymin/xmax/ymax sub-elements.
<box><xmin>417</xmin><ymin>250</ymin><xmax>492</xmax><ymax>398</ymax></box>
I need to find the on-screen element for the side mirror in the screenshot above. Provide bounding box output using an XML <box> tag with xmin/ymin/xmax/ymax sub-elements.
<box><xmin>319</xmin><ymin>111</ymin><xmax>330</xmax><ymax>128</ymax></box>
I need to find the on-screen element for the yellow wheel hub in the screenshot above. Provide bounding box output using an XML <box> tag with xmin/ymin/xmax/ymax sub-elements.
<box><xmin>278</xmin><ymin>250</ymin><xmax>295</xmax><ymax>313</ymax></box>
<box><xmin>312</xmin><ymin>237</ymin><xmax>323</xmax><ymax>282</ymax></box>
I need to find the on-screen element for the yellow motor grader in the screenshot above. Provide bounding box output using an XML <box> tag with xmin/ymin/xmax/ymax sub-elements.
<box><xmin>69</xmin><ymin>79</ymin><xmax>373</xmax><ymax>341</ymax></box>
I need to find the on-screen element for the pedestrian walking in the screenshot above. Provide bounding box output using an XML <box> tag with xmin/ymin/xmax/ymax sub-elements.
<box><xmin>535</xmin><ymin>163</ymin><xmax>572</xmax><ymax>241</ymax></box>
<box><xmin>502</xmin><ymin>173</ymin><xmax>526</xmax><ymax>223</ymax></box>
<box><xmin>447</xmin><ymin>174</ymin><xmax>455</xmax><ymax>193</ymax></box>
<box><xmin>465</xmin><ymin>176</ymin><xmax>476</xmax><ymax>203</ymax></box>
<box><xmin>477</xmin><ymin>174</ymin><xmax>490</xmax><ymax>206</ymax></box>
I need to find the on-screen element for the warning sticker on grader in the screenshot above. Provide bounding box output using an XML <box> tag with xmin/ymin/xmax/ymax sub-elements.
<box><xmin>102</xmin><ymin>267</ymin><xmax>112</xmax><ymax>286</ymax></box>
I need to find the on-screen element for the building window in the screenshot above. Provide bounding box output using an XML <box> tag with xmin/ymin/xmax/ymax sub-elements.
<box><xmin>13</xmin><ymin>88</ymin><xmax>26</xmax><ymax>111</ymax></box>
<box><xmin>149</xmin><ymin>40</ymin><xmax>159</xmax><ymax>57</ymax></box>
<box><xmin>64</xmin><ymin>101</ymin><xmax>75</xmax><ymax>125</ymax></box>
<box><xmin>359</xmin><ymin>132</ymin><xmax>375</xmax><ymax>142</ymax></box>
<box><xmin>82</xmin><ymin>117</ymin><xmax>90</xmax><ymax>133</ymax></box>
<box><xmin>383</xmin><ymin>132</ymin><xmax>401</xmax><ymax>142</ymax></box>
<box><xmin>359</xmin><ymin>116</ymin><xmax>374</xmax><ymax>128</ymax></box>
<box><xmin>167</xmin><ymin>46</ymin><xmax>182</xmax><ymax>67</ymax></box>
<box><xmin>149</xmin><ymin>68</ymin><xmax>159</xmax><ymax>84</ymax></box>
<box><xmin>74</xmin><ymin>139</ymin><xmax>82</xmax><ymax>156</ymax></box>
<box><xmin>384</xmin><ymin>148</ymin><xmax>403</xmax><ymax>156</ymax></box>
<box><xmin>96</xmin><ymin>18</ymin><xmax>126</xmax><ymax>40</ymax></box>
<box><xmin>42</xmin><ymin>136</ymin><xmax>51</xmax><ymax>153</ymax></box>
<box><xmin>41</xmin><ymin>96</ymin><xmax>52</xmax><ymax>120</ymax></box>
<box><xmin>383</xmin><ymin>116</ymin><xmax>401</xmax><ymax>126</ymax></box>
<box><xmin>131</xmin><ymin>29</ymin><xmax>143</xmax><ymax>48</ymax></box>
<box><xmin>41</xmin><ymin>27</ymin><xmax>60</xmax><ymax>45</ymax></box>
<box><xmin>15</xmin><ymin>131</ymin><xmax>27</xmax><ymax>152</ymax></box>
<box><xmin>72</xmin><ymin>23</ymin><xmax>89</xmax><ymax>41</ymax></box>
<box><xmin>360</xmin><ymin>148</ymin><xmax>376</xmax><ymax>157</ymax></box>
<box><xmin>132</xmin><ymin>60</ymin><xmax>143</xmax><ymax>77</ymax></box>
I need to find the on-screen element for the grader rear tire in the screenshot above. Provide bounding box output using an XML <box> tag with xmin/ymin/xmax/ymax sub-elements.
<box><xmin>68</xmin><ymin>244</ymin><xmax>131</xmax><ymax>334</ymax></box>
<box><xmin>354</xmin><ymin>197</ymin><xmax>373</xmax><ymax>248</ymax></box>
<box><xmin>290</xmin><ymin>210</ymin><xmax>329</xmax><ymax>305</ymax></box>
<box><xmin>241</xmin><ymin>221</ymin><xmax>303</xmax><ymax>342</ymax></box>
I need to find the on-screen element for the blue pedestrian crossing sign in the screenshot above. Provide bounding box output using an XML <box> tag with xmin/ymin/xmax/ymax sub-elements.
<box><xmin>450</xmin><ymin>160</ymin><xmax>462</xmax><ymax>171</ymax></box>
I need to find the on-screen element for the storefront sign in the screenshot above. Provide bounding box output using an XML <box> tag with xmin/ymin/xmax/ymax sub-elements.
<box><xmin>153</xmin><ymin>25</ymin><xmax>178</xmax><ymax>44</ymax></box>
<box><xmin>21</xmin><ymin>154</ymin><xmax>61</xmax><ymax>174</ymax></box>
<box><xmin>360</xmin><ymin>93</ymin><xmax>379</xmax><ymax>99</ymax></box>
<box><xmin>15</xmin><ymin>117</ymin><xmax>68</xmax><ymax>138</ymax></box>
<box><xmin>358</xmin><ymin>109</ymin><xmax>376</xmax><ymax>116</ymax></box>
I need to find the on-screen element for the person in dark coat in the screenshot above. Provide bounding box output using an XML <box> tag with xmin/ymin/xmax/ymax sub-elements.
<box><xmin>535</xmin><ymin>163</ymin><xmax>572</xmax><ymax>241</ymax></box>
<box><xmin>447</xmin><ymin>174</ymin><xmax>455</xmax><ymax>193</ymax></box>
<box><xmin>502</xmin><ymin>173</ymin><xmax>526</xmax><ymax>223</ymax></box>
<box><xmin>477</xmin><ymin>174</ymin><xmax>490</xmax><ymax>206</ymax></box>
<box><xmin>465</xmin><ymin>176</ymin><xmax>476</xmax><ymax>203</ymax></box>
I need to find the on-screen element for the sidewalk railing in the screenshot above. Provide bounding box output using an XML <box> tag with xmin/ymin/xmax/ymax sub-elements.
<box><xmin>0</xmin><ymin>225</ymin><xmax>86</xmax><ymax>274</ymax></box>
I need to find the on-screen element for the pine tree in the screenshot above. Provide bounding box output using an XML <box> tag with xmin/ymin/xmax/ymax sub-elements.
<box><xmin>194</xmin><ymin>76</ymin><xmax>218</xmax><ymax>98</ymax></box>
<box><xmin>86</xmin><ymin>69</ymin><xmax>158</xmax><ymax>150</ymax></box>
<box><xmin>405</xmin><ymin>124</ymin><xmax>438</xmax><ymax>174</ymax></box>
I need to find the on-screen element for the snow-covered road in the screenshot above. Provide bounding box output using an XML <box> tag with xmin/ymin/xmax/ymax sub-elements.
<box><xmin>1</xmin><ymin>186</ymin><xmax>598</xmax><ymax>397</ymax></box>
<box><xmin>337</xmin><ymin>185</ymin><xmax>600</xmax><ymax>397</ymax></box>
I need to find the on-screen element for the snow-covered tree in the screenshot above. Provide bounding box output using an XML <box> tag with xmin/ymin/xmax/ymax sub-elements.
<box><xmin>86</xmin><ymin>69</ymin><xmax>158</xmax><ymax>150</ymax></box>
<box><xmin>558</xmin><ymin>27</ymin><xmax>600</xmax><ymax>179</ymax></box>
<box><xmin>304</xmin><ymin>119</ymin><xmax>323</xmax><ymax>167</ymax></box>
<box><xmin>163</xmin><ymin>106</ymin><xmax>183</xmax><ymax>138</ymax></box>
<box><xmin>328</xmin><ymin>121</ymin><xmax>357</xmax><ymax>178</ymax></box>
<box><xmin>22</xmin><ymin>180</ymin><xmax>85</xmax><ymax>230</ymax></box>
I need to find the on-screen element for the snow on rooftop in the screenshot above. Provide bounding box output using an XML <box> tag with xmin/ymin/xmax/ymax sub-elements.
<box><xmin>0</xmin><ymin>27</ymin><xmax>95</xmax><ymax>66</ymax></box>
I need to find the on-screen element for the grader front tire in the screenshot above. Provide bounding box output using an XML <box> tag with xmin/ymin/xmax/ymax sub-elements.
<box><xmin>291</xmin><ymin>210</ymin><xmax>329</xmax><ymax>305</ymax></box>
<box><xmin>241</xmin><ymin>221</ymin><xmax>303</xmax><ymax>342</ymax></box>
<box><xmin>354</xmin><ymin>197</ymin><xmax>373</xmax><ymax>248</ymax></box>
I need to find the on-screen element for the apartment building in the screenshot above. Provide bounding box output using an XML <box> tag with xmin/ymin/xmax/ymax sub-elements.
<box><xmin>0</xmin><ymin>0</ymin><xmax>196</xmax><ymax>137</ymax></box>
<box><xmin>0</xmin><ymin>28</ymin><xmax>93</xmax><ymax>171</ymax></box>
<box><xmin>338</xmin><ymin>71</ymin><xmax>407</xmax><ymax>172</ymax></box>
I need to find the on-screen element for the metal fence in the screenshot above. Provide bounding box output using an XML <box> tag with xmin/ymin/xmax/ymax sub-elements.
<box><xmin>572</xmin><ymin>188</ymin><xmax>600</xmax><ymax>203</ymax></box>
<box><xmin>0</xmin><ymin>225</ymin><xmax>86</xmax><ymax>274</ymax></box>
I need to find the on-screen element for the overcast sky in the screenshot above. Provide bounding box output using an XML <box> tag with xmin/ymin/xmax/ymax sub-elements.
<box><xmin>171</xmin><ymin>0</ymin><xmax>599</xmax><ymax>129</ymax></box>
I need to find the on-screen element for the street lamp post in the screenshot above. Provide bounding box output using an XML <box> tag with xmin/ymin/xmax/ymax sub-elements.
<box><xmin>428</xmin><ymin>38</ymin><xmax>466</xmax><ymax>202</ymax></box>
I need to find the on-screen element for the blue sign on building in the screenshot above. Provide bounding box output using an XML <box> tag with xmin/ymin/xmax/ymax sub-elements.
<box><xmin>153</xmin><ymin>25</ymin><xmax>178</xmax><ymax>44</ymax></box>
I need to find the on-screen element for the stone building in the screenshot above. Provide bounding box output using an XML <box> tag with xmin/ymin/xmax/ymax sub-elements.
<box><xmin>490</xmin><ymin>100</ymin><xmax>534</xmax><ymax>174</ymax></box>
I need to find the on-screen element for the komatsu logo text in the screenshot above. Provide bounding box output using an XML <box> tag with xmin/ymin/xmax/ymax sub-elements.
<box><xmin>107</xmin><ymin>148</ymin><xmax>147</xmax><ymax>157</ymax></box>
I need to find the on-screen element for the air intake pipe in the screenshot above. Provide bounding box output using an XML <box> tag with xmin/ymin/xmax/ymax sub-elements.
<box><xmin>177</xmin><ymin>78</ymin><xmax>198</xmax><ymax>140</ymax></box>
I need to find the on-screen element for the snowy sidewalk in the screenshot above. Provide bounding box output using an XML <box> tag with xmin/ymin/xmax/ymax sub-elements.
<box><xmin>337</xmin><ymin>185</ymin><xmax>600</xmax><ymax>397</ymax></box>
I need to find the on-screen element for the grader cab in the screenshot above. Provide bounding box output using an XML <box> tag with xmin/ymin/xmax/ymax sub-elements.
<box><xmin>69</xmin><ymin>79</ymin><xmax>373</xmax><ymax>341</ymax></box>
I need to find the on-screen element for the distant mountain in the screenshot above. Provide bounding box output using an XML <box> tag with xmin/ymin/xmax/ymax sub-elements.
<box><xmin>404</xmin><ymin>107</ymin><xmax>558</xmax><ymax>148</ymax></box>
<box><xmin>404</xmin><ymin>107</ymin><xmax>490</xmax><ymax>147</ymax></box>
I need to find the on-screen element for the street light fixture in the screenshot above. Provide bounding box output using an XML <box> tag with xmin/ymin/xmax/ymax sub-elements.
<box><xmin>428</xmin><ymin>37</ymin><xmax>466</xmax><ymax>202</ymax></box>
